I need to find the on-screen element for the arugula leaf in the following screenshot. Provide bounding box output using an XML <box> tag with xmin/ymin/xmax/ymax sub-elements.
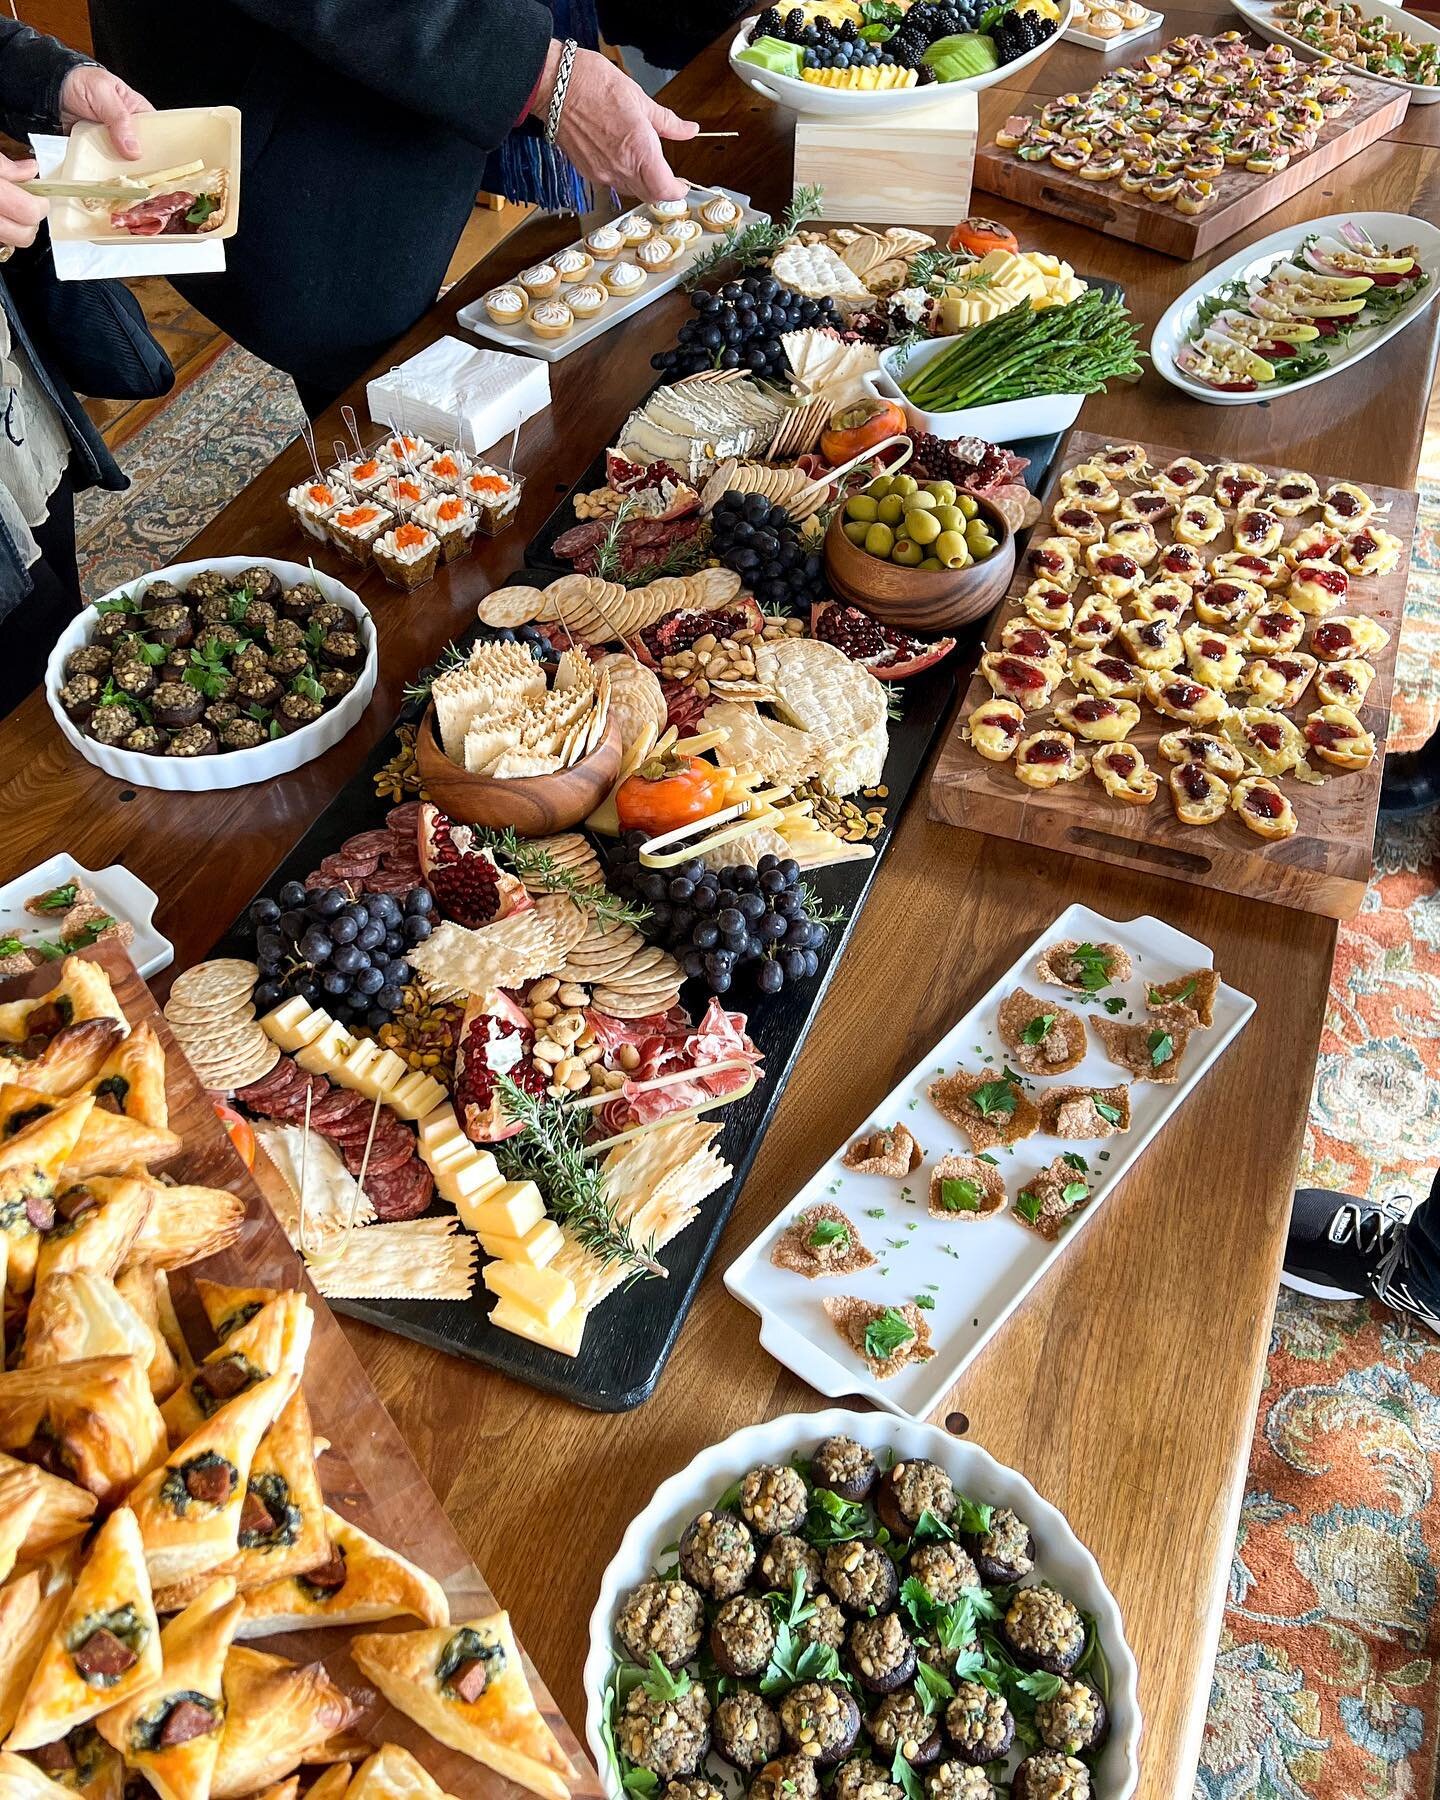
<box><xmin>803</xmin><ymin>1487</ymin><xmax>870</xmax><ymax>1547</ymax></box>
<box><xmin>1061</xmin><ymin>1180</ymin><xmax>1090</xmax><ymax>1206</ymax></box>
<box><xmin>32</xmin><ymin>938</ymin><xmax>67</xmax><ymax>962</ymax></box>
<box><xmin>1020</xmin><ymin>1013</ymin><xmax>1056</xmax><ymax>1047</ymax></box>
<box><xmin>970</xmin><ymin>1077</ymin><xmax>1018</xmax><ymax>1119</ymax></box>
<box><xmin>1093</xmin><ymin>1099</ymin><xmax>1123</xmax><ymax>1125</ymax></box>
<box><xmin>863</xmin><ymin>1308</ymin><xmax>916</xmax><ymax>1364</ymax></box>
<box><xmin>1148</xmin><ymin>1029</ymin><xmax>1175</xmax><ymax>1067</ymax></box>
<box><xmin>185</xmin><ymin>191</ymin><xmax>219</xmax><ymax>228</ymax></box>
<box><xmin>938</xmin><ymin>1177</ymin><xmax>981</xmax><ymax>1213</ymax></box>
<box><xmin>63</xmin><ymin>913</ymin><xmax>116</xmax><ymax>951</ymax></box>
<box><xmin>30</xmin><ymin>882</ymin><xmax>77</xmax><ymax>914</ymax></box>
<box><xmin>809</xmin><ymin>1218</ymin><xmax>850</xmax><ymax>1250</ymax></box>
<box><xmin>0</xmin><ymin>935</ymin><xmax>23</xmax><ymax>958</ymax></box>
<box><xmin>977</xmin><ymin>1153</ymin><xmax>999</xmax><ymax>1166</ymax></box>
<box><xmin>1061</xmin><ymin>1152</ymin><xmax>1089</xmax><ymax>1173</ymax></box>
<box><xmin>1015</xmin><ymin>1190</ymin><xmax>1043</xmax><ymax>1225</ymax></box>
<box><xmin>712</xmin><ymin>1477</ymin><xmax>744</xmax><ymax>1513</ymax></box>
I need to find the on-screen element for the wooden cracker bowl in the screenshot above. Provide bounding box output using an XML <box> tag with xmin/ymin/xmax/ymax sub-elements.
<box><xmin>416</xmin><ymin>703</ymin><xmax>622</xmax><ymax>836</ymax></box>
<box><xmin>823</xmin><ymin>496</ymin><xmax>1016</xmax><ymax>633</ymax></box>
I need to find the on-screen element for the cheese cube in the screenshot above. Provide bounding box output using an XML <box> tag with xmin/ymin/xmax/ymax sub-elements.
<box><xmin>482</xmin><ymin>1261</ymin><xmax>577</xmax><ymax>1327</ymax></box>
<box><xmin>387</xmin><ymin>1071</ymin><xmax>447</xmax><ymax>1121</ymax></box>
<box><xmin>475</xmin><ymin>1217</ymin><xmax>563</xmax><ymax>1268</ymax></box>
<box><xmin>294</xmin><ymin>1019</ymin><xmax>354</xmax><ymax>1074</ymax></box>
<box><xmin>337</xmin><ymin>1039</ymin><xmax>382</xmax><ymax>1088</ymax></box>
<box><xmin>261</xmin><ymin>996</ymin><xmax>317</xmax><ymax>1052</ymax></box>
<box><xmin>445</xmin><ymin>1156</ymin><xmax>505</xmax><ymax>1221</ymax></box>
<box><xmin>424</xmin><ymin>1126</ymin><xmax>472</xmax><ymax>1173</ymax></box>
<box><xmin>355</xmin><ymin>1048</ymin><xmax>407</xmax><ymax>1100</ymax></box>
<box><xmin>418</xmin><ymin>1104</ymin><xmax>460</xmax><ymax>1151</ymax></box>
<box><xmin>466</xmin><ymin>1179</ymin><xmax>542</xmax><ymax>1238</ymax></box>
<box><xmin>488</xmin><ymin>1296</ymin><xmax>586</xmax><ymax>1356</ymax></box>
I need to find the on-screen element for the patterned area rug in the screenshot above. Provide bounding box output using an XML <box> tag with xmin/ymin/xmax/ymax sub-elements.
<box><xmin>1196</xmin><ymin>504</ymin><xmax>1440</xmax><ymax>1797</ymax></box>
<box><xmin>71</xmin><ymin>354</ymin><xmax>1440</xmax><ymax>1796</ymax></box>
<box><xmin>74</xmin><ymin>342</ymin><xmax>303</xmax><ymax>599</ymax></box>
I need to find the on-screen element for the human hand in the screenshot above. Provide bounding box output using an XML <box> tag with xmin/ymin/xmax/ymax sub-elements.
<box><xmin>0</xmin><ymin>153</ymin><xmax>48</xmax><ymax>251</ymax></box>
<box><xmin>532</xmin><ymin>45</ymin><xmax>697</xmax><ymax>203</ymax></box>
<box><xmin>59</xmin><ymin>64</ymin><xmax>155</xmax><ymax>160</ymax></box>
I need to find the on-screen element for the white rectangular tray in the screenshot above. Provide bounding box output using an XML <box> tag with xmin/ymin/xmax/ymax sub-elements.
<box><xmin>456</xmin><ymin>187</ymin><xmax>765</xmax><ymax>363</ymax></box>
<box><xmin>1063</xmin><ymin>7</ymin><xmax>1164</xmax><ymax>49</ymax></box>
<box><xmin>723</xmin><ymin>902</ymin><xmax>1255</xmax><ymax>1420</ymax></box>
<box><xmin>0</xmin><ymin>854</ymin><xmax>171</xmax><ymax>979</ymax></box>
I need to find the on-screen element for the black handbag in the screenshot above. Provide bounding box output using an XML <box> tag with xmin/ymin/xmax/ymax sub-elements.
<box><xmin>4</xmin><ymin>229</ymin><xmax>174</xmax><ymax>402</ymax></box>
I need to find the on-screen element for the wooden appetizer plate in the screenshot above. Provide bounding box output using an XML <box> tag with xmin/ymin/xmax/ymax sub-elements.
<box><xmin>4</xmin><ymin>939</ymin><xmax>600</xmax><ymax>1800</ymax></box>
<box><xmin>973</xmin><ymin>64</ymin><xmax>1409</xmax><ymax>259</ymax></box>
<box><xmin>928</xmin><ymin>429</ymin><xmax>1414</xmax><ymax>920</ymax></box>
<box><xmin>416</xmin><ymin>703</ymin><xmax>623</xmax><ymax>836</ymax></box>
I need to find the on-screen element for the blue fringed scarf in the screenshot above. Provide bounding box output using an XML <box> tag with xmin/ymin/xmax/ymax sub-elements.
<box><xmin>482</xmin><ymin>0</ymin><xmax>600</xmax><ymax>211</ymax></box>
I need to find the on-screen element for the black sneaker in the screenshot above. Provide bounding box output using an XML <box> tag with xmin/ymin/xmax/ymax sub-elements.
<box><xmin>1283</xmin><ymin>1187</ymin><xmax>1440</xmax><ymax>1333</ymax></box>
<box><xmin>1381</xmin><ymin>733</ymin><xmax>1440</xmax><ymax>817</ymax></box>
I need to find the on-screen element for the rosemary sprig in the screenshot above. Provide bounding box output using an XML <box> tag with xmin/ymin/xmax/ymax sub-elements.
<box><xmin>798</xmin><ymin>882</ymin><xmax>846</xmax><ymax>928</ymax></box>
<box><xmin>907</xmin><ymin>247</ymin><xmax>975</xmax><ymax>292</ymax></box>
<box><xmin>588</xmin><ymin>498</ymin><xmax>637</xmax><ymax>585</ymax></box>
<box><xmin>492</xmin><ymin>1074</ymin><xmax>664</xmax><ymax>1278</ymax></box>
<box><xmin>682</xmin><ymin>183</ymin><xmax>826</xmax><ymax>291</ymax></box>
<box><xmin>480</xmin><ymin>826</ymin><xmax>651</xmax><ymax>931</ymax></box>
<box><xmin>403</xmin><ymin>641</ymin><xmax>469</xmax><ymax>708</ymax></box>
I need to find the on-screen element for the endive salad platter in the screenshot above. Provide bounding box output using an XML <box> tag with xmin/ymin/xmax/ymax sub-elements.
<box><xmin>1151</xmin><ymin>212</ymin><xmax>1440</xmax><ymax>405</ymax></box>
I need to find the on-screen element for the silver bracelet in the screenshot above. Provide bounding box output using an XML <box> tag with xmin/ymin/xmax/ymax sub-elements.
<box><xmin>545</xmin><ymin>38</ymin><xmax>578</xmax><ymax>145</ymax></box>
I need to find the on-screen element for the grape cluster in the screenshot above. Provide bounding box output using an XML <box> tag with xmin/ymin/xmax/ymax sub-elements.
<box><xmin>609</xmin><ymin>836</ymin><xmax>832</xmax><ymax>996</ymax></box>
<box><xmin>709</xmin><ymin>490</ymin><xmax>826</xmax><ymax>613</ymax></box>
<box><xmin>249</xmin><ymin>881</ymin><xmax>435</xmax><ymax>1029</ymax></box>
<box><xmin>652</xmin><ymin>274</ymin><xmax>838</xmax><ymax>382</ymax></box>
<box><xmin>991</xmin><ymin>6</ymin><xmax>1056</xmax><ymax>60</ymax></box>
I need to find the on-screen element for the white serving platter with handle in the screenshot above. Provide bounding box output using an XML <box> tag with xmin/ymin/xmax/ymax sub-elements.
<box><xmin>0</xmin><ymin>854</ymin><xmax>171</xmax><ymax>979</ymax></box>
<box><xmin>585</xmin><ymin>1406</ymin><xmax>1142</xmax><ymax>1800</ymax></box>
<box><xmin>728</xmin><ymin>1</ymin><xmax>1074</xmax><ymax>116</ymax></box>
<box><xmin>46</xmin><ymin>556</ymin><xmax>376</xmax><ymax>793</ymax></box>
<box><xmin>723</xmin><ymin>902</ymin><xmax>1254</xmax><ymax>1422</ymax></box>
<box><xmin>1230</xmin><ymin>0</ymin><xmax>1440</xmax><ymax>101</ymax></box>
<box><xmin>864</xmin><ymin>333</ymin><xmax>1086</xmax><ymax>442</ymax></box>
<box><xmin>456</xmin><ymin>188</ymin><xmax>765</xmax><ymax>364</ymax></box>
<box><xmin>1151</xmin><ymin>209</ymin><xmax>1440</xmax><ymax>407</ymax></box>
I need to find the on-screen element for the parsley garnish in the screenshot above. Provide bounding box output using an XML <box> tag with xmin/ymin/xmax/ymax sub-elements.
<box><xmin>1149</xmin><ymin>976</ymin><xmax>1197</xmax><ymax>1006</ymax></box>
<box><xmin>1070</xmin><ymin>943</ymin><xmax>1113</xmax><ymax>991</ymax></box>
<box><xmin>803</xmin><ymin>1487</ymin><xmax>870</xmax><ymax>1547</ymax></box>
<box><xmin>30</xmin><ymin>882</ymin><xmax>77</xmax><ymax>914</ymax></box>
<box><xmin>863</xmin><ymin>1308</ymin><xmax>916</xmax><ymax>1363</ymax></box>
<box><xmin>640</xmin><ymin>1653</ymin><xmax>691</xmax><ymax>1703</ymax></box>
<box><xmin>808</xmin><ymin>1217</ymin><xmax>849</xmax><ymax>1250</ymax></box>
<box><xmin>1015</xmin><ymin>1190</ymin><xmax>1043</xmax><ymax>1225</ymax></box>
<box><xmin>1103</xmin><ymin>996</ymin><xmax>1127</xmax><ymax>1014</ymax></box>
<box><xmin>970</xmin><ymin>1076</ymin><xmax>1019</xmax><ymax>1119</ymax></box>
<box><xmin>938</xmin><ymin>1177</ymin><xmax>981</xmax><ymax>1213</ymax></box>
<box><xmin>1094</xmin><ymin>1098</ymin><xmax>1123</xmax><ymax>1125</ymax></box>
<box><xmin>890</xmin><ymin>1749</ymin><xmax>925</xmax><ymax>1800</ymax></box>
<box><xmin>1148</xmin><ymin>1029</ymin><xmax>1175</xmax><ymax>1067</ymax></box>
<box><xmin>1020</xmin><ymin>1012</ymin><xmax>1056</xmax><ymax>1047</ymax></box>
<box><xmin>915</xmin><ymin>1659</ymin><xmax>954</xmax><ymax>1716</ymax></box>
<box><xmin>956</xmin><ymin>1497</ymin><xmax>993</xmax><ymax>1537</ymax></box>
<box><xmin>913</xmin><ymin>1293</ymin><xmax>935</xmax><ymax>1310</ymax></box>
<box><xmin>1061</xmin><ymin>1180</ymin><xmax>1090</xmax><ymax>1206</ymax></box>
<box><xmin>1061</xmin><ymin>1152</ymin><xmax>1089</xmax><ymax>1173</ymax></box>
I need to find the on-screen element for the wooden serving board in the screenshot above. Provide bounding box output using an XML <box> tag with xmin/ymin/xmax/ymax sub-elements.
<box><xmin>3</xmin><ymin>941</ymin><xmax>601</xmax><ymax>1800</ymax></box>
<box><xmin>928</xmin><ymin>429</ymin><xmax>1415</xmax><ymax>919</ymax></box>
<box><xmin>973</xmin><ymin>63</ymin><xmax>1410</xmax><ymax>259</ymax></box>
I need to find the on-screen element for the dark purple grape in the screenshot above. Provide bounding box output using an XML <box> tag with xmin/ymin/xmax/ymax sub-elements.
<box><xmin>405</xmin><ymin>888</ymin><xmax>433</xmax><ymax>915</ymax></box>
<box><xmin>250</xmin><ymin>897</ymin><xmax>281</xmax><ymax>926</ymax></box>
<box><xmin>354</xmin><ymin>965</ymin><xmax>385</xmax><ymax>997</ymax></box>
<box><xmin>299</xmin><ymin>927</ymin><xmax>333</xmax><ymax>963</ymax></box>
<box><xmin>254</xmin><ymin>980</ymin><xmax>283</xmax><ymax>1010</ymax></box>
<box><xmin>757</xmin><ymin>959</ymin><xmax>784</xmax><ymax>994</ymax></box>
<box><xmin>356</xmin><ymin>921</ymin><xmax>385</xmax><ymax>952</ymax></box>
<box><xmin>330</xmin><ymin>914</ymin><xmax>359</xmax><ymax>945</ymax></box>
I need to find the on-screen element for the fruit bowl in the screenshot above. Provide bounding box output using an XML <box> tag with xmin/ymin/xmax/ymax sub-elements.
<box><xmin>728</xmin><ymin>0</ymin><xmax>1073</xmax><ymax>116</ymax></box>
<box><xmin>823</xmin><ymin>494</ymin><xmax>1015</xmax><ymax>632</ymax></box>
<box><xmin>415</xmin><ymin>703</ymin><xmax>622</xmax><ymax>837</ymax></box>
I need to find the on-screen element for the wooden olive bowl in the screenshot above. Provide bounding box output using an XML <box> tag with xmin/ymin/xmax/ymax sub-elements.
<box><xmin>416</xmin><ymin>703</ymin><xmax>622</xmax><ymax>837</ymax></box>
<box><xmin>823</xmin><ymin>495</ymin><xmax>1016</xmax><ymax>633</ymax></box>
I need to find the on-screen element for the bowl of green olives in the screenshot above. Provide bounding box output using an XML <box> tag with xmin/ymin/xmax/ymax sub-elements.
<box><xmin>823</xmin><ymin>470</ymin><xmax>1016</xmax><ymax>631</ymax></box>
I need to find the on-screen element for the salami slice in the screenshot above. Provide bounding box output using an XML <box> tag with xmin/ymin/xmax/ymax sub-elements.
<box><xmin>344</xmin><ymin>830</ymin><xmax>397</xmax><ymax>857</ymax></box>
<box><xmin>552</xmin><ymin>520</ymin><xmax>609</xmax><ymax>558</ymax></box>
<box><xmin>311</xmin><ymin>1093</ymin><xmax>366</xmax><ymax>1130</ymax></box>
<box><xmin>349</xmin><ymin>1136</ymin><xmax>415</xmax><ymax>1177</ymax></box>
<box><xmin>367</xmin><ymin>1161</ymin><xmax>434</xmax><ymax>1221</ymax></box>
<box><xmin>386</xmin><ymin>801</ymin><xmax>424</xmax><ymax>829</ymax></box>
<box><xmin>237</xmin><ymin>1057</ymin><xmax>301</xmax><ymax>1103</ymax></box>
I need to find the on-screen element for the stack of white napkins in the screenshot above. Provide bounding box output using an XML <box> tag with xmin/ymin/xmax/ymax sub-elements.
<box><xmin>366</xmin><ymin>335</ymin><xmax>551</xmax><ymax>456</ymax></box>
<box><xmin>32</xmin><ymin>134</ymin><xmax>225</xmax><ymax>280</ymax></box>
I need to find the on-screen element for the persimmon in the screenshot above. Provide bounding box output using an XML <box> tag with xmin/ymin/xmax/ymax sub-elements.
<box><xmin>819</xmin><ymin>398</ymin><xmax>906</xmax><ymax>465</ymax></box>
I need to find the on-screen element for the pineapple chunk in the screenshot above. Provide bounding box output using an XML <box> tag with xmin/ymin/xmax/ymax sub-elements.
<box><xmin>482</xmin><ymin>1262</ymin><xmax>577</xmax><ymax>1327</ymax></box>
<box><xmin>488</xmin><ymin>1296</ymin><xmax>586</xmax><ymax>1356</ymax></box>
<box><xmin>476</xmin><ymin>1218</ymin><xmax>563</xmax><ymax>1268</ymax></box>
<box><xmin>295</xmin><ymin>1018</ymin><xmax>354</xmax><ymax>1074</ymax></box>
<box><xmin>466</xmin><ymin>1179</ymin><xmax>543</xmax><ymax>1238</ymax></box>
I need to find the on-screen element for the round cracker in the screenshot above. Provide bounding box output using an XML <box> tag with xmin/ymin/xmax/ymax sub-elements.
<box><xmin>478</xmin><ymin>585</ymin><xmax>545</xmax><ymax>628</ymax></box>
<box><xmin>193</xmin><ymin>1038</ymin><xmax>280</xmax><ymax>1093</ymax></box>
<box><xmin>533</xmin><ymin>893</ymin><xmax>591</xmax><ymax>956</ymax></box>
<box><xmin>168</xmin><ymin>960</ymin><xmax>258</xmax><ymax>1005</ymax></box>
<box><xmin>164</xmin><ymin>996</ymin><xmax>256</xmax><ymax>1028</ymax></box>
<box><xmin>591</xmin><ymin>987</ymin><xmax>682</xmax><ymax>1018</ymax></box>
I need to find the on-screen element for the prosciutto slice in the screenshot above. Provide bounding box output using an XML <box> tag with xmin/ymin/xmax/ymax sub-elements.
<box><xmin>111</xmin><ymin>189</ymin><xmax>196</xmax><ymax>235</ymax></box>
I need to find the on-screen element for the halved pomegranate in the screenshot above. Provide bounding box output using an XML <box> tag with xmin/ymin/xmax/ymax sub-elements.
<box><xmin>418</xmin><ymin>803</ymin><xmax>533</xmax><ymax>929</ymax></box>
<box><xmin>453</xmin><ymin>990</ymin><xmax>547</xmax><ymax>1142</ymax></box>
<box><xmin>636</xmin><ymin>599</ymin><xmax>766</xmax><ymax>671</ymax></box>
<box><xmin>810</xmin><ymin>602</ymin><xmax>955</xmax><ymax>681</ymax></box>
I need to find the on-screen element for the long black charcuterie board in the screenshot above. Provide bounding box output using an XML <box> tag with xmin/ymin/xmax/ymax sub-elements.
<box><xmin>210</xmin><ymin>611</ymin><xmax>955</xmax><ymax>1411</ymax></box>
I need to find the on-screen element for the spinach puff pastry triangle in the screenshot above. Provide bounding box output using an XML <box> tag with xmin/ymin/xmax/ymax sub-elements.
<box><xmin>95</xmin><ymin>1577</ymin><xmax>242</xmax><ymax>1800</ymax></box>
<box><xmin>238</xmin><ymin>1506</ymin><xmax>448</xmax><ymax>1638</ymax></box>
<box><xmin>162</xmin><ymin>1292</ymin><xmax>311</xmax><ymax>1442</ymax></box>
<box><xmin>0</xmin><ymin>1094</ymin><xmax>95</xmax><ymax>1292</ymax></box>
<box><xmin>5</xmin><ymin>1505</ymin><xmax>161</xmax><ymax>1748</ymax></box>
<box><xmin>128</xmin><ymin>1371</ymin><xmax>292</xmax><ymax>1588</ymax></box>
<box><xmin>0</xmin><ymin>1749</ymin><xmax>82</xmax><ymax>1800</ymax></box>
<box><xmin>350</xmin><ymin>1612</ymin><xmax>575</xmax><ymax>1800</ymax></box>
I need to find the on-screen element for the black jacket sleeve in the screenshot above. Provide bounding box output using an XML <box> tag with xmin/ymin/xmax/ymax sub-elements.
<box><xmin>597</xmin><ymin>0</ymin><xmax>748</xmax><ymax>74</ymax></box>
<box><xmin>0</xmin><ymin>18</ymin><xmax>91</xmax><ymax>144</ymax></box>
<box><xmin>207</xmin><ymin>0</ymin><xmax>554</xmax><ymax>150</ymax></box>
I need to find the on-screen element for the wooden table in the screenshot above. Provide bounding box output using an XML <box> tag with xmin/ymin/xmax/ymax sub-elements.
<box><xmin>2</xmin><ymin>13</ymin><xmax>1433</xmax><ymax>1796</ymax></box>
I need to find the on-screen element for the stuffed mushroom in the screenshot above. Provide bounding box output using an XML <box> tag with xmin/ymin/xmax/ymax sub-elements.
<box><xmin>1010</xmin><ymin>1752</ymin><xmax>1091</xmax><ymax>1800</ymax></box>
<box><xmin>810</xmin><ymin>1435</ymin><xmax>878</xmax><ymax>1504</ymax></box>
<box><xmin>943</xmin><ymin>1681</ymin><xmax>1014</xmax><ymax>1765</ymax></box>
<box><xmin>712</xmin><ymin>1691</ymin><xmax>781</xmax><ymax>1774</ymax></box>
<box><xmin>865</xmin><ymin>1688</ymin><xmax>943</xmax><ymax>1767</ymax></box>
<box><xmin>760</xmin><ymin>1535</ymin><xmax>820</xmax><ymax>1596</ymax></box>
<box><xmin>679</xmin><ymin>1511</ymin><xmax>756</xmax><ymax>1601</ymax></box>
<box><xmin>1000</xmin><ymin>1588</ymin><xmax>1085</xmax><ymax>1677</ymax></box>
<box><xmin>740</xmin><ymin>1464</ymin><xmax>809</xmax><ymax>1538</ymax></box>
<box><xmin>617</xmin><ymin>1681</ymin><xmax>712</xmax><ymax>1781</ymax></box>
<box><xmin>749</xmin><ymin>1756</ymin><xmax>820</xmax><ymax>1800</ymax></box>
<box><xmin>907</xmin><ymin>1543</ymin><xmax>982</xmax><ymax>1606</ymax></box>
<box><xmin>778</xmin><ymin>1682</ymin><xmax>861</xmax><ymax>1767</ymax></box>
<box><xmin>709</xmin><ymin>1595</ymin><xmax>776</xmax><ymax>1680</ymax></box>
<box><xmin>616</xmin><ymin>1578</ymin><xmax>706</xmax><ymax>1671</ymax></box>
<box><xmin>925</xmin><ymin>1764</ymin><xmax>995</xmax><ymax>1800</ymax></box>
<box><xmin>848</xmin><ymin>1611</ymin><xmax>916</xmax><ymax>1695</ymax></box>
<box><xmin>823</xmin><ymin>1541</ymin><xmax>898</xmax><ymax>1616</ymax></box>
<box><xmin>960</xmin><ymin>1506</ymin><xmax>1035</xmax><ymax>1586</ymax></box>
<box><xmin>875</xmin><ymin>1459</ymin><xmax>955</xmax><ymax>1539</ymax></box>
<box><xmin>1033</xmin><ymin>1679</ymin><xmax>1107</xmax><ymax>1757</ymax></box>
<box><xmin>834</xmin><ymin>1758</ymin><xmax>905</xmax><ymax>1800</ymax></box>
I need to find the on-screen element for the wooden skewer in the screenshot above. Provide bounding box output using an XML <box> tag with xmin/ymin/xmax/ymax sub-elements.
<box><xmin>691</xmin><ymin>131</ymin><xmax>741</xmax><ymax>137</ymax></box>
<box><xmin>344</xmin><ymin>1093</ymin><xmax>384</xmax><ymax>1243</ymax></box>
<box><xmin>296</xmin><ymin>1083</ymin><xmax>316</xmax><ymax>1258</ymax></box>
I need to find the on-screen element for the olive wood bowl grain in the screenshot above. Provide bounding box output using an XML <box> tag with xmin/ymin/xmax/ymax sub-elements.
<box><xmin>823</xmin><ymin>496</ymin><xmax>1015</xmax><ymax>633</ymax></box>
<box><xmin>417</xmin><ymin>702</ymin><xmax>622</xmax><ymax>836</ymax></box>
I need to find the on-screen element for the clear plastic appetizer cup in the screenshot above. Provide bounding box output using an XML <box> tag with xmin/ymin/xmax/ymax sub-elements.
<box><xmin>465</xmin><ymin>465</ymin><xmax>525</xmax><ymax>537</ymax></box>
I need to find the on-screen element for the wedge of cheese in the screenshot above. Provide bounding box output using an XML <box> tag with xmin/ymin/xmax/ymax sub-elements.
<box><xmin>354</xmin><ymin>1048</ymin><xmax>407</xmax><ymax>1100</ymax></box>
<box><xmin>295</xmin><ymin>1017</ymin><xmax>355</xmax><ymax>1074</ymax></box>
<box><xmin>339</xmin><ymin>1039</ymin><xmax>383</xmax><ymax>1087</ymax></box>
<box><xmin>466</xmin><ymin>1179</ymin><xmax>542</xmax><ymax>1238</ymax></box>
<box><xmin>388</xmin><ymin>1071</ymin><xmax>447</xmax><ymax>1120</ymax></box>
<box><xmin>483</xmin><ymin>1262</ymin><xmax>576</xmax><ymax>1326</ymax></box>
<box><xmin>446</xmin><ymin>1155</ymin><xmax>506</xmax><ymax>1224</ymax></box>
<box><xmin>262</xmin><ymin>996</ymin><xmax>321</xmax><ymax>1052</ymax></box>
<box><xmin>488</xmin><ymin>1296</ymin><xmax>586</xmax><ymax>1356</ymax></box>
<box><xmin>476</xmin><ymin>1217</ymin><xmax>563</xmax><ymax>1268</ymax></box>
